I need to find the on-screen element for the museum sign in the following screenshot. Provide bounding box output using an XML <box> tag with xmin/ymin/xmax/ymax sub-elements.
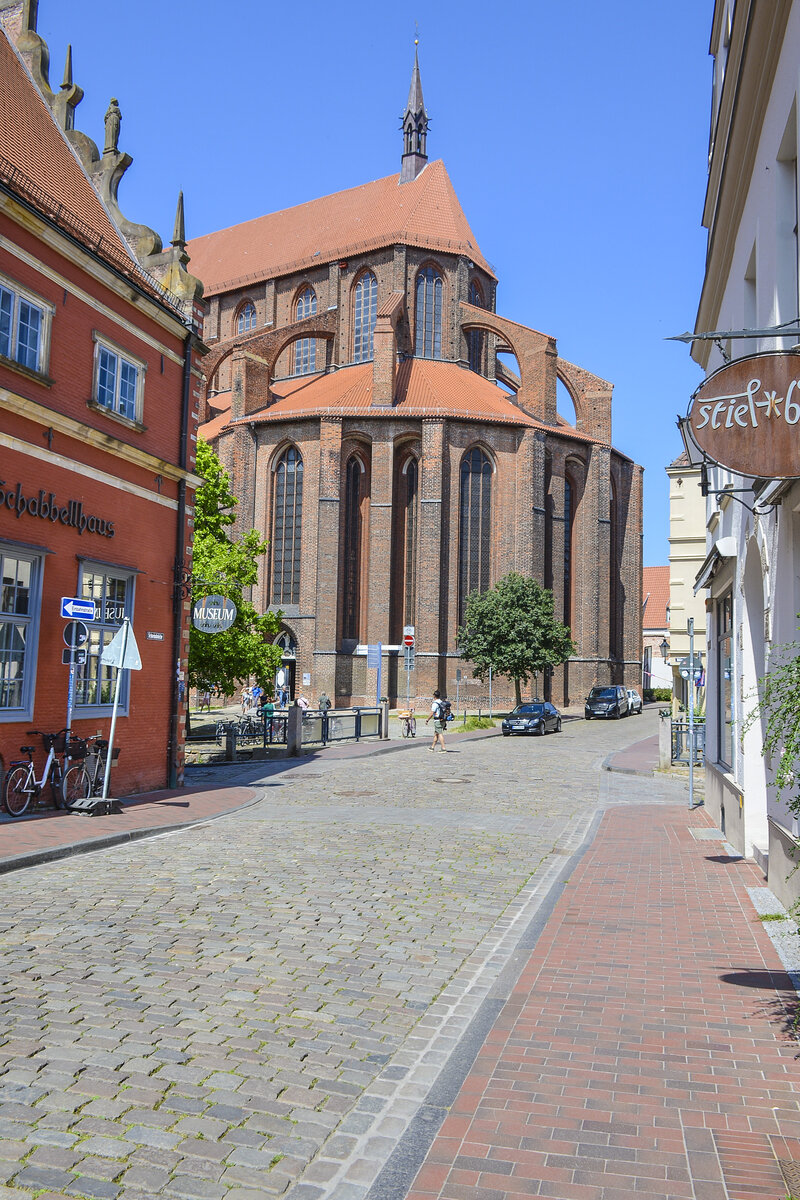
<box><xmin>687</xmin><ymin>352</ymin><xmax>800</xmax><ymax>478</ymax></box>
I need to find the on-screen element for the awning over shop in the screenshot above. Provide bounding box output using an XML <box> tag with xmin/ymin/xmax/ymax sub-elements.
<box><xmin>694</xmin><ymin>536</ymin><xmax>737</xmax><ymax>593</ymax></box>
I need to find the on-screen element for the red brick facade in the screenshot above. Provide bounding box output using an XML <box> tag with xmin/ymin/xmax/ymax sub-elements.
<box><xmin>0</xmin><ymin>9</ymin><xmax>204</xmax><ymax>800</ymax></box>
<box><xmin>192</xmin><ymin>76</ymin><xmax>642</xmax><ymax>710</ymax></box>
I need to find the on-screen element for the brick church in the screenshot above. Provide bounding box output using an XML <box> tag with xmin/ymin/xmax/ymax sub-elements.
<box><xmin>191</xmin><ymin>51</ymin><xmax>642</xmax><ymax>708</ymax></box>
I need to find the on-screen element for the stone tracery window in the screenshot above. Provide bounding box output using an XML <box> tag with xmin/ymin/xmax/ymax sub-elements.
<box><xmin>293</xmin><ymin>286</ymin><xmax>317</xmax><ymax>375</ymax></box>
<box><xmin>415</xmin><ymin>266</ymin><xmax>443</xmax><ymax>359</ymax></box>
<box><xmin>458</xmin><ymin>447</ymin><xmax>493</xmax><ymax>623</ymax></box>
<box><xmin>237</xmin><ymin>301</ymin><xmax>256</xmax><ymax>334</ymax></box>
<box><xmin>353</xmin><ymin>272</ymin><xmax>378</xmax><ymax>363</ymax></box>
<box><xmin>272</xmin><ymin>447</ymin><xmax>303</xmax><ymax>605</ymax></box>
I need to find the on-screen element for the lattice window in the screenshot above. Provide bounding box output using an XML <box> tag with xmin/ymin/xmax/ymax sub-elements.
<box><xmin>458</xmin><ymin>448</ymin><xmax>492</xmax><ymax>622</ymax></box>
<box><xmin>272</xmin><ymin>448</ymin><xmax>303</xmax><ymax>605</ymax></box>
<box><xmin>415</xmin><ymin>266</ymin><xmax>442</xmax><ymax>359</ymax></box>
<box><xmin>353</xmin><ymin>272</ymin><xmax>378</xmax><ymax>363</ymax></box>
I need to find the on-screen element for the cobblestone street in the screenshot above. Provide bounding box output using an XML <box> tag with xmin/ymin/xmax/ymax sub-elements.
<box><xmin>0</xmin><ymin>717</ymin><xmax>696</xmax><ymax>1199</ymax></box>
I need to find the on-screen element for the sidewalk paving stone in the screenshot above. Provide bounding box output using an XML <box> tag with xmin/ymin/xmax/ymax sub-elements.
<box><xmin>5</xmin><ymin>713</ymin><xmax>796</xmax><ymax>1200</ymax></box>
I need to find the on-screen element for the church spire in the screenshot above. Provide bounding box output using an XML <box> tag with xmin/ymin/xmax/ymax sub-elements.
<box><xmin>399</xmin><ymin>40</ymin><xmax>429</xmax><ymax>184</ymax></box>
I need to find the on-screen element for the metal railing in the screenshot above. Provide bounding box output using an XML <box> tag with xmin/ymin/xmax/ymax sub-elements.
<box><xmin>301</xmin><ymin>708</ymin><xmax>381</xmax><ymax>746</ymax></box>
<box><xmin>671</xmin><ymin>720</ymin><xmax>706</xmax><ymax>765</ymax></box>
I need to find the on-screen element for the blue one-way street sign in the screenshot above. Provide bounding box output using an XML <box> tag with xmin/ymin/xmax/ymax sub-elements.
<box><xmin>61</xmin><ymin>596</ymin><xmax>96</xmax><ymax>620</ymax></box>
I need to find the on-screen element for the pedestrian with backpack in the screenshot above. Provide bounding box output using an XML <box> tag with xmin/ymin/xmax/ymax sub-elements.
<box><xmin>426</xmin><ymin>690</ymin><xmax>449</xmax><ymax>752</ymax></box>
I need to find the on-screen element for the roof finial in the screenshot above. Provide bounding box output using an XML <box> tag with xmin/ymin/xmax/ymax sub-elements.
<box><xmin>172</xmin><ymin>190</ymin><xmax>186</xmax><ymax>249</ymax></box>
<box><xmin>61</xmin><ymin>43</ymin><xmax>72</xmax><ymax>89</ymax></box>
<box><xmin>399</xmin><ymin>33</ymin><xmax>429</xmax><ymax>184</ymax></box>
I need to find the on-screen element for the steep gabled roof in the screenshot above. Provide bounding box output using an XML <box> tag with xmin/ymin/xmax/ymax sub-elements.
<box><xmin>642</xmin><ymin>565</ymin><xmax>670</xmax><ymax>629</ymax></box>
<box><xmin>0</xmin><ymin>30</ymin><xmax>134</xmax><ymax>267</ymax></box>
<box><xmin>187</xmin><ymin>160</ymin><xmax>494</xmax><ymax>296</ymax></box>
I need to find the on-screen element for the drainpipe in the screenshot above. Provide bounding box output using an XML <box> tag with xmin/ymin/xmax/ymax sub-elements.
<box><xmin>168</xmin><ymin>326</ymin><xmax>194</xmax><ymax>788</ymax></box>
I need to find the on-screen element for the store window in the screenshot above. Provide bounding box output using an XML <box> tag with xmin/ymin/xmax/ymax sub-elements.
<box><xmin>92</xmin><ymin>334</ymin><xmax>146</xmax><ymax>424</ymax></box>
<box><xmin>75</xmin><ymin>563</ymin><xmax>135</xmax><ymax>711</ymax></box>
<box><xmin>0</xmin><ymin>273</ymin><xmax>53</xmax><ymax>376</ymax></box>
<box><xmin>717</xmin><ymin>592</ymin><xmax>734</xmax><ymax>768</ymax></box>
<box><xmin>0</xmin><ymin>544</ymin><xmax>44</xmax><ymax>720</ymax></box>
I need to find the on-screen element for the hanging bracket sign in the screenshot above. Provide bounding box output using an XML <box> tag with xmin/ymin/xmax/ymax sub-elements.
<box><xmin>192</xmin><ymin>595</ymin><xmax>237</xmax><ymax>634</ymax></box>
<box><xmin>686</xmin><ymin>351</ymin><xmax>800</xmax><ymax>478</ymax></box>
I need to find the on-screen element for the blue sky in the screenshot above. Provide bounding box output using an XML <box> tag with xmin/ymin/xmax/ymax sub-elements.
<box><xmin>36</xmin><ymin>1</ymin><xmax>713</xmax><ymax>565</ymax></box>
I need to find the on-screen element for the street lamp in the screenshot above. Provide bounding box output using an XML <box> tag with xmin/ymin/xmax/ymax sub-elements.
<box><xmin>659</xmin><ymin>637</ymin><xmax>669</xmax><ymax>661</ymax></box>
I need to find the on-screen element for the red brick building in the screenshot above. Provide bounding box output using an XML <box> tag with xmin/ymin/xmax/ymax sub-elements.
<box><xmin>192</xmin><ymin>53</ymin><xmax>642</xmax><ymax>708</ymax></box>
<box><xmin>0</xmin><ymin>4</ymin><xmax>204</xmax><ymax>797</ymax></box>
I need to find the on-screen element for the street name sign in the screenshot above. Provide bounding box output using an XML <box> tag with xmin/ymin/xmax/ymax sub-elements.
<box><xmin>61</xmin><ymin>596</ymin><xmax>96</xmax><ymax>620</ymax></box>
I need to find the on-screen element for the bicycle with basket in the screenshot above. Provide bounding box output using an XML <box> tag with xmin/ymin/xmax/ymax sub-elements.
<box><xmin>61</xmin><ymin>733</ymin><xmax>120</xmax><ymax>804</ymax></box>
<box><xmin>3</xmin><ymin>729</ymin><xmax>85</xmax><ymax>817</ymax></box>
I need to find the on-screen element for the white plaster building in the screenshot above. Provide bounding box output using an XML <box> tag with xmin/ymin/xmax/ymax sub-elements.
<box><xmin>690</xmin><ymin>0</ymin><xmax>800</xmax><ymax>907</ymax></box>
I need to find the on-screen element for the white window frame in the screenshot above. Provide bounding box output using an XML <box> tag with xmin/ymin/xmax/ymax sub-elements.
<box><xmin>0</xmin><ymin>541</ymin><xmax>45</xmax><ymax>722</ymax></box>
<box><xmin>0</xmin><ymin>271</ymin><xmax>54</xmax><ymax>378</ymax></box>
<box><xmin>91</xmin><ymin>332</ymin><xmax>146</xmax><ymax>427</ymax></box>
<box><xmin>74</xmin><ymin>560</ymin><xmax>136</xmax><ymax>715</ymax></box>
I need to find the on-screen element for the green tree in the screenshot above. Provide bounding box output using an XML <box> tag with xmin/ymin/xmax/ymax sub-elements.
<box><xmin>188</xmin><ymin>439</ymin><xmax>283</xmax><ymax>702</ymax></box>
<box><xmin>457</xmin><ymin>573</ymin><xmax>575</xmax><ymax>705</ymax></box>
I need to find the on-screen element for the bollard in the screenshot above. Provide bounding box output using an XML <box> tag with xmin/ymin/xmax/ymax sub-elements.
<box><xmin>225</xmin><ymin>726</ymin><xmax>236</xmax><ymax>761</ymax></box>
<box><xmin>658</xmin><ymin>710</ymin><xmax>671</xmax><ymax>769</ymax></box>
<box><xmin>287</xmin><ymin>704</ymin><xmax>303</xmax><ymax>756</ymax></box>
<box><xmin>380</xmin><ymin>699</ymin><xmax>390</xmax><ymax>739</ymax></box>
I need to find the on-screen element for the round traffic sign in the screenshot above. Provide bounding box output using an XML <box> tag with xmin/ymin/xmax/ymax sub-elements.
<box><xmin>403</xmin><ymin>633</ymin><xmax>414</xmax><ymax>647</ymax></box>
<box><xmin>63</xmin><ymin>620</ymin><xmax>89</xmax><ymax>648</ymax></box>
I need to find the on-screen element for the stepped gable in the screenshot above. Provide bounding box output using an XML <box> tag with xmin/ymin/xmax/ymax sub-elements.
<box><xmin>187</xmin><ymin>160</ymin><xmax>494</xmax><ymax>295</ymax></box>
<box><xmin>0</xmin><ymin>30</ymin><xmax>133</xmax><ymax>265</ymax></box>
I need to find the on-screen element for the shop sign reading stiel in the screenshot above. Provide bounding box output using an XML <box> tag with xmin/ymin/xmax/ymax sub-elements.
<box><xmin>687</xmin><ymin>352</ymin><xmax>800</xmax><ymax>478</ymax></box>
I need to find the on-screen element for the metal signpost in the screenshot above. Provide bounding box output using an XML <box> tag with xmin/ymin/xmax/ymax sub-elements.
<box><xmin>679</xmin><ymin>618</ymin><xmax>704</xmax><ymax>810</ymax></box>
<box><xmin>61</xmin><ymin>599</ymin><xmax>95</xmax><ymax>741</ymax></box>
<box><xmin>403</xmin><ymin>626</ymin><xmax>415</xmax><ymax>708</ymax></box>
<box><xmin>367</xmin><ymin>642</ymin><xmax>382</xmax><ymax>707</ymax></box>
<box><xmin>100</xmin><ymin>618</ymin><xmax>142</xmax><ymax>799</ymax></box>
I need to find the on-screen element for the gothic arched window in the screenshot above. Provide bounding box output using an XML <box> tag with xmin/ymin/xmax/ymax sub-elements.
<box><xmin>353</xmin><ymin>272</ymin><xmax>378</xmax><ymax>363</ymax></box>
<box><xmin>272</xmin><ymin>447</ymin><xmax>303</xmax><ymax>605</ymax></box>
<box><xmin>415</xmin><ymin>266</ymin><xmax>443</xmax><ymax>359</ymax></box>
<box><xmin>293</xmin><ymin>286</ymin><xmax>317</xmax><ymax>375</ymax></box>
<box><xmin>459</xmin><ymin>447</ymin><xmax>493</xmax><ymax>622</ymax></box>
<box><xmin>237</xmin><ymin>301</ymin><xmax>256</xmax><ymax>334</ymax></box>
<box><xmin>467</xmin><ymin>279</ymin><xmax>484</xmax><ymax>374</ymax></box>
<box><xmin>609</xmin><ymin>477</ymin><xmax>619</xmax><ymax>658</ymax></box>
<box><xmin>564</xmin><ymin>474</ymin><xmax>576</xmax><ymax>627</ymax></box>
<box><xmin>342</xmin><ymin>455</ymin><xmax>367</xmax><ymax>640</ymax></box>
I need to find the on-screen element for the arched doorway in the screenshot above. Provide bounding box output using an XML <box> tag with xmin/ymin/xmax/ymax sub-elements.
<box><xmin>274</xmin><ymin>630</ymin><xmax>297</xmax><ymax>703</ymax></box>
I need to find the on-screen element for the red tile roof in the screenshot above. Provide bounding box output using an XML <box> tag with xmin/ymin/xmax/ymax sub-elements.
<box><xmin>0</xmin><ymin>31</ymin><xmax>180</xmax><ymax>311</ymax></box>
<box><xmin>187</xmin><ymin>160</ymin><xmax>494</xmax><ymax>296</ymax></box>
<box><xmin>198</xmin><ymin>360</ymin><xmax>604</xmax><ymax>445</ymax></box>
<box><xmin>642</xmin><ymin>566</ymin><xmax>670</xmax><ymax>629</ymax></box>
<box><xmin>0</xmin><ymin>31</ymin><xmax>133</xmax><ymax>263</ymax></box>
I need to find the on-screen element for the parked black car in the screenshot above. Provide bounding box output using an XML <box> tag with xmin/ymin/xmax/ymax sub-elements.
<box><xmin>501</xmin><ymin>702</ymin><xmax>562</xmax><ymax>736</ymax></box>
<box><xmin>584</xmin><ymin>686</ymin><xmax>629</xmax><ymax>720</ymax></box>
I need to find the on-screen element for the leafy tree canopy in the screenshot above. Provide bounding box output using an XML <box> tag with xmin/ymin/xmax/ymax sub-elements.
<box><xmin>188</xmin><ymin>439</ymin><xmax>282</xmax><ymax>698</ymax></box>
<box><xmin>457</xmin><ymin>572</ymin><xmax>575</xmax><ymax>704</ymax></box>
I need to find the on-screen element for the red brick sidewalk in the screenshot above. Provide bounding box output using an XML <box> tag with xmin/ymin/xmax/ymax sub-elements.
<box><xmin>408</xmin><ymin>805</ymin><xmax>800</xmax><ymax>1200</ymax></box>
<box><xmin>0</xmin><ymin>784</ymin><xmax>259</xmax><ymax>873</ymax></box>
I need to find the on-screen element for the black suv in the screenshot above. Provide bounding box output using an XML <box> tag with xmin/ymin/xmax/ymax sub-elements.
<box><xmin>584</xmin><ymin>685</ymin><xmax>629</xmax><ymax>720</ymax></box>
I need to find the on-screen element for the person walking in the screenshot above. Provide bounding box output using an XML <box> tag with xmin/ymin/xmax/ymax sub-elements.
<box><xmin>426</xmin><ymin>690</ymin><xmax>448</xmax><ymax>751</ymax></box>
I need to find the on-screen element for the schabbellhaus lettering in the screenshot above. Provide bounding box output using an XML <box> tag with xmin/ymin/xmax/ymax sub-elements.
<box><xmin>0</xmin><ymin>481</ymin><xmax>115</xmax><ymax>537</ymax></box>
<box><xmin>695</xmin><ymin>377</ymin><xmax>800</xmax><ymax>430</ymax></box>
